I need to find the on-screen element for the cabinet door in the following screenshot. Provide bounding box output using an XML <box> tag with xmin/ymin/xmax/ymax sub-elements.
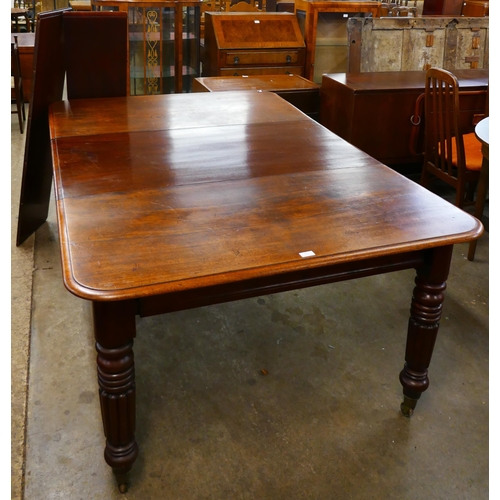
<box><xmin>128</xmin><ymin>5</ymin><xmax>200</xmax><ymax>95</ymax></box>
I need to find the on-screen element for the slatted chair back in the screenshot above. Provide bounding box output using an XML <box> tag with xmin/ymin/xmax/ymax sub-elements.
<box><xmin>225</xmin><ymin>0</ymin><xmax>261</xmax><ymax>10</ymax></box>
<box><xmin>420</xmin><ymin>67</ymin><xmax>483</xmax><ymax>209</ymax></box>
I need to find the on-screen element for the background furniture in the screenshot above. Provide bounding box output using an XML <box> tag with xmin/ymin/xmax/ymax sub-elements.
<box><xmin>461</xmin><ymin>0</ymin><xmax>488</xmax><ymax>16</ymax></box>
<box><xmin>422</xmin><ymin>0</ymin><xmax>462</xmax><ymax>14</ymax></box>
<box><xmin>347</xmin><ymin>16</ymin><xmax>489</xmax><ymax>73</ymax></box>
<box><xmin>420</xmin><ymin>67</ymin><xmax>483</xmax><ymax>208</ymax></box>
<box><xmin>320</xmin><ymin>69</ymin><xmax>488</xmax><ymax>165</ymax></box>
<box><xmin>193</xmin><ymin>74</ymin><xmax>320</xmax><ymax>118</ymax></box>
<box><xmin>11</xmin><ymin>33</ymin><xmax>35</xmax><ymax>102</ymax></box>
<box><xmin>11</xmin><ymin>35</ymin><xmax>26</xmax><ymax>134</ymax></box>
<box><xmin>16</xmin><ymin>9</ymin><xmax>128</xmax><ymax>246</ymax></box>
<box><xmin>63</xmin><ymin>11</ymin><xmax>128</xmax><ymax>99</ymax></box>
<box><xmin>203</xmin><ymin>12</ymin><xmax>305</xmax><ymax>76</ymax></box>
<box><xmin>92</xmin><ymin>0</ymin><xmax>201</xmax><ymax>94</ymax></box>
<box><xmin>48</xmin><ymin>90</ymin><xmax>482</xmax><ymax>492</ymax></box>
<box><xmin>294</xmin><ymin>0</ymin><xmax>381</xmax><ymax>83</ymax></box>
<box><xmin>468</xmin><ymin>116</ymin><xmax>488</xmax><ymax>261</ymax></box>
<box><xmin>11</xmin><ymin>7</ymin><xmax>32</xmax><ymax>32</ymax></box>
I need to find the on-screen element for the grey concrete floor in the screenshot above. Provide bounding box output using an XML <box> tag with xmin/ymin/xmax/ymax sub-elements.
<box><xmin>12</xmin><ymin>109</ymin><xmax>488</xmax><ymax>499</ymax></box>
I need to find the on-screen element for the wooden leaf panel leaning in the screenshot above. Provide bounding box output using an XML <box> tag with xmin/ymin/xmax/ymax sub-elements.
<box><xmin>49</xmin><ymin>91</ymin><xmax>482</xmax><ymax>491</ymax></box>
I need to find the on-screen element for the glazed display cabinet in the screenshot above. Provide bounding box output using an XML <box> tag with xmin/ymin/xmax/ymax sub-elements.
<box><xmin>92</xmin><ymin>0</ymin><xmax>201</xmax><ymax>94</ymax></box>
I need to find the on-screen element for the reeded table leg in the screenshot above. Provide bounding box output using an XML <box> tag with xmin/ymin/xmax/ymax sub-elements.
<box><xmin>399</xmin><ymin>246</ymin><xmax>453</xmax><ymax>417</ymax></box>
<box><xmin>93</xmin><ymin>301</ymin><xmax>139</xmax><ymax>493</ymax></box>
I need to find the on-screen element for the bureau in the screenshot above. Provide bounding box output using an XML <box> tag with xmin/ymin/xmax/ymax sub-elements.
<box><xmin>203</xmin><ymin>12</ymin><xmax>306</xmax><ymax>77</ymax></box>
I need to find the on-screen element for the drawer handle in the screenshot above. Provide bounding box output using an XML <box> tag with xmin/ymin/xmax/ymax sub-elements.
<box><xmin>234</xmin><ymin>56</ymin><xmax>240</xmax><ymax>65</ymax></box>
<box><xmin>286</xmin><ymin>55</ymin><xmax>292</xmax><ymax>63</ymax></box>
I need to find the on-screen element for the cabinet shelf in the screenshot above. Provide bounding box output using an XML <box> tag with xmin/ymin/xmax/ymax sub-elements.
<box><xmin>92</xmin><ymin>0</ymin><xmax>201</xmax><ymax>94</ymax></box>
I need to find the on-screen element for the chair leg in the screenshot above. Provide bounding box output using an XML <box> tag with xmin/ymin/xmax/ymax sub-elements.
<box><xmin>467</xmin><ymin>159</ymin><xmax>488</xmax><ymax>261</ymax></box>
<box><xmin>16</xmin><ymin>100</ymin><xmax>24</xmax><ymax>134</ymax></box>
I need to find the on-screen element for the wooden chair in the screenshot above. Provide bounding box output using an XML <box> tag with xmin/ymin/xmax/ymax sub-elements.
<box><xmin>11</xmin><ymin>35</ymin><xmax>26</xmax><ymax>134</ymax></box>
<box><xmin>420</xmin><ymin>67</ymin><xmax>487</xmax><ymax>261</ymax></box>
<box><xmin>16</xmin><ymin>10</ymin><xmax>128</xmax><ymax>246</ymax></box>
<box><xmin>420</xmin><ymin>67</ymin><xmax>484</xmax><ymax>208</ymax></box>
<box><xmin>225</xmin><ymin>0</ymin><xmax>261</xmax><ymax>11</ymax></box>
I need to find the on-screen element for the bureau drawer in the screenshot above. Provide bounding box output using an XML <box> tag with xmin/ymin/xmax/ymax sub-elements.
<box><xmin>220</xmin><ymin>66</ymin><xmax>305</xmax><ymax>76</ymax></box>
<box><xmin>223</xmin><ymin>50</ymin><xmax>303</xmax><ymax>67</ymax></box>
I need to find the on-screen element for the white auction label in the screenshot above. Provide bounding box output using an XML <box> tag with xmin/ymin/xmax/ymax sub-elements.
<box><xmin>299</xmin><ymin>251</ymin><xmax>316</xmax><ymax>258</ymax></box>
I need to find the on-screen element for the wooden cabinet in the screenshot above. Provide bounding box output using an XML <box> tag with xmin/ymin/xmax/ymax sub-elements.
<box><xmin>461</xmin><ymin>0</ymin><xmax>488</xmax><ymax>16</ymax></box>
<box><xmin>294</xmin><ymin>0</ymin><xmax>381</xmax><ymax>83</ymax></box>
<box><xmin>422</xmin><ymin>0</ymin><xmax>462</xmax><ymax>14</ymax></box>
<box><xmin>347</xmin><ymin>16</ymin><xmax>489</xmax><ymax>72</ymax></box>
<box><xmin>320</xmin><ymin>70</ymin><xmax>488</xmax><ymax>165</ymax></box>
<box><xmin>203</xmin><ymin>12</ymin><xmax>306</xmax><ymax>76</ymax></box>
<box><xmin>92</xmin><ymin>0</ymin><xmax>201</xmax><ymax>94</ymax></box>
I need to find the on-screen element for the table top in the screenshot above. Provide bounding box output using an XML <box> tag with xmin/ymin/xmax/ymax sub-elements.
<box><xmin>11</xmin><ymin>32</ymin><xmax>35</xmax><ymax>47</ymax></box>
<box><xmin>194</xmin><ymin>75</ymin><xmax>319</xmax><ymax>93</ymax></box>
<box><xmin>49</xmin><ymin>91</ymin><xmax>482</xmax><ymax>301</ymax></box>
<box><xmin>322</xmin><ymin>70</ymin><xmax>489</xmax><ymax>92</ymax></box>
<box><xmin>475</xmin><ymin>117</ymin><xmax>489</xmax><ymax>146</ymax></box>
<box><xmin>11</xmin><ymin>7</ymin><xmax>30</xmax><ymax>14</ymax></box>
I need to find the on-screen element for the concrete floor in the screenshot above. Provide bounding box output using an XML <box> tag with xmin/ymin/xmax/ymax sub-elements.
<box><xmin>12</xmin><ymin>108</ymin><xmax>488</xmax><ymax>499</ymax></box>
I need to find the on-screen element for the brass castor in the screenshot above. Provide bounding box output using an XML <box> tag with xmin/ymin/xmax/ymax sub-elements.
<box><xmin>400</xmin><ymin>395</ymin><xmax>418</xmax><ymax>418</ymax></box>
<box><xmin>114</xmin><ymin>472</ymin><xmax>130</xmax><ymax>494</ymax></box>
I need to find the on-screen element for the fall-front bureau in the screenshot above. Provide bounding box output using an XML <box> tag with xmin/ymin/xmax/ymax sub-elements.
<box><xmin>203</xmin><ymin>12</ymin><xmax>306</xmax><ymax>76</ymax></box>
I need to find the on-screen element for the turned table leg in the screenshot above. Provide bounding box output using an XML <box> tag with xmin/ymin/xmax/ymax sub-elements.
<box><xmin>93</xmin><ymin>301</ymin><xmax>139</xmax><ymax>493</ymax></box>
<box><xmin>399</xmin><ymin>246</ymin><xmax>453</xmax><ymax>417</ymax></box>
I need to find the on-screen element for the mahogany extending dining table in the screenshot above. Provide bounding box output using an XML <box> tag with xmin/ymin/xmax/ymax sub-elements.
<box><xmin>49</xmin><ymin>91</ymin><xmax>482</xmax><ymax>492</ymax></box>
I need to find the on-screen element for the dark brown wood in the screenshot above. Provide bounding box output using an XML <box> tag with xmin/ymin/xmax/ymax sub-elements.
<box><xmin>11</xmin><ymin>33</ymin><xmax>35</xmax><ymax>102</ymax></box>
<box><xmin>461</xmin><ymin>0</ymin><xmax>489</xmax><ymax>16</ymax></box>
<box><xmin>93</xmin><ymin>301</ymin><xmax>138</xmax><ymax>487</ymax></box>
<box><xmin>16</xmin><ymin>9</ymin><xmax>68</xmax><ymax>246</ymax></box>
<box><xmin>16</xmin><ymin>9</ymin><xmax>129</xmax><ymax>246</ymax></box>
<box><xmin>422</xmin><ymin>0</ymin><xmax>463</xmax><ymax>15</ymax></box>
<box><xmin>320</xmin><ymin>69</ymin><xmax>488</xmax><ymax>165</ymax></box>
<box><xmin>49</xmin><ymin>91</ymin><xmax>483</xmax><ymax>487</ymax></box>
<box><xmin>193</xmin><ymin>74</ymin><xmax>320</xmax><ymax>117</ymax></box>
<box><xmin>11</xmin><ymin>35</ymin><xmax>26</xmax><ymax>134</ymax></box>
<box><xmin>63</xmin><ymin>11</ymin><xmax>128</xmax><ymax>100</ymax></box>
<box><xmin>203</xmin><ymin>12</ymin><xmax>306</xmax><ymax>76</ymax></box>
<box><xmin>420</xmin><ymin>68</ymin><xmax>482</xmax><ymax>207</ymax></box>
<box><xmin>399</xmin><ymin>245</ymin><xmax>453</xmax><ymax>415</ymax></box>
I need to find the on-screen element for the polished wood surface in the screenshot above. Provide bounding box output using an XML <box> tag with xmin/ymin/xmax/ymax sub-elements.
<box><xmin>194</xmin><ymin>74</ymin><xmax>319</xmax><ymax>92</ymax></box>
<box><xmin>203</xmin><ymin>12</ymin><xmax>306</xmax><ymax>76</ymax></box>
<box><xmin>192</xmin><ymin>74</ymin><xmax>320</xmax><ymax>116</ymax></box>
<box><xmin>50</xmin><ymin>91</ymin><xmax>481</xmax><ymax>300</ymax></box>
<box><xmin>16</xmin><ymin>9</ymin><xmax>68</xmax><ymax>246</ymax></box>
<box><xmin>320</xmin><ymin>70</ymin><xmax>489</xmax><ymax>164</ymax></box>
<box><xmin>50</xmin><ymin>91</ymin><xmax>482</xmax><ymax>490</ymax></box>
